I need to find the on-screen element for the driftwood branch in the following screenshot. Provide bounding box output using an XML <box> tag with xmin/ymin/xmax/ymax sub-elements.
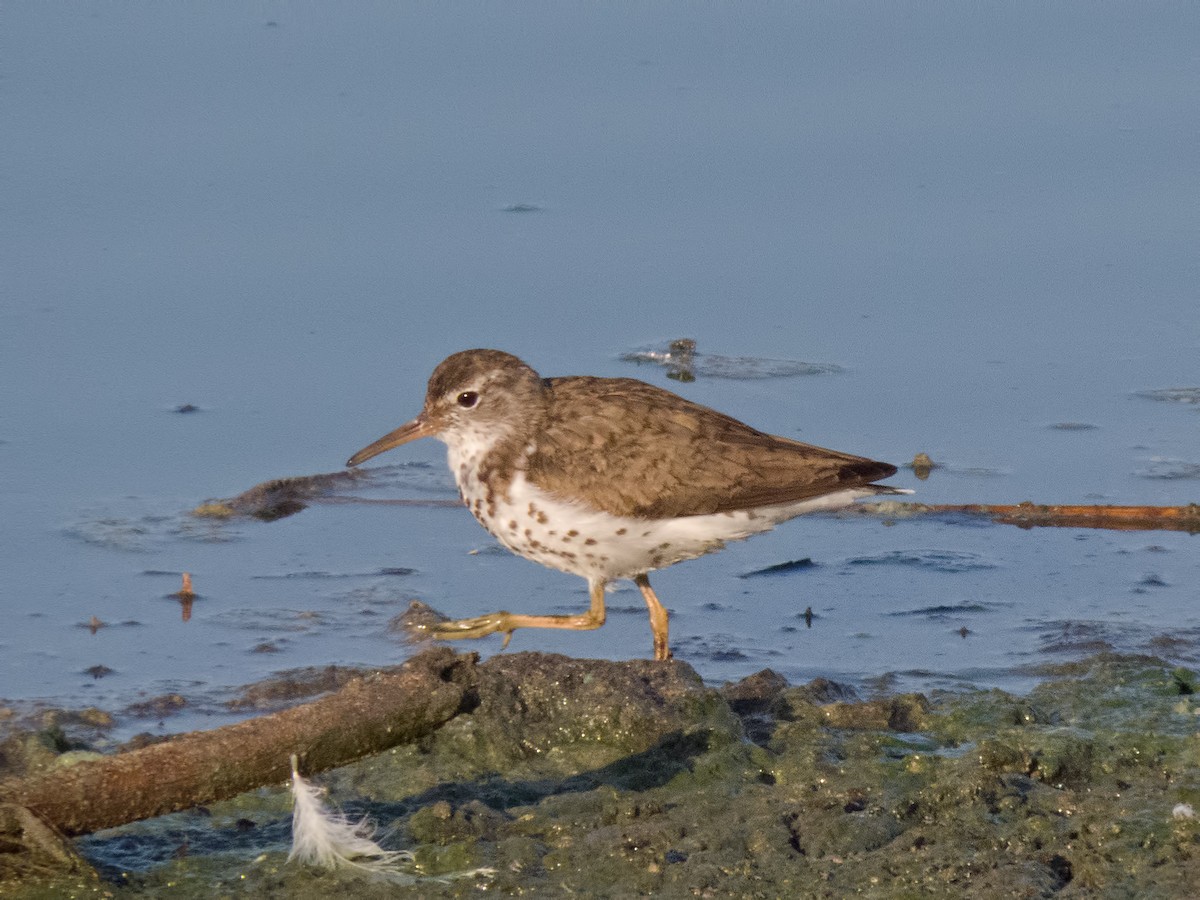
<box><xmin>865</xmin><ymin>501</ymin><xmax>1200</xmax><ymax>533</ymax></box>
<box><xmin>0</xmin><ymin>648</ymin><xmax>476</xmax><ymax>837</ymax></box>
<box><xmin>923</xmin><ymin>502</ymin><xmax>1200</xmax><ymax>533</ymax></box>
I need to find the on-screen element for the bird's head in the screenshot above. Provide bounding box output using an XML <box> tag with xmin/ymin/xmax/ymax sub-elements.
<box><xmin>346</xmin><ymin>349</ymin><xmax>545</xmax><ymax>467</ymax></box>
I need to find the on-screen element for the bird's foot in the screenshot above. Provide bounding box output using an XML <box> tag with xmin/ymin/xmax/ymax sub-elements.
<box><xmin>398</xmin><ymin>600</ymin><xmax>515</xmax><ymax>645</ymax></box>
<box><xmin>398</xmin><ymin>600</ymin><xmax>607</xmax><ymax>649</ymax></box>
<box><xmin>430</xmin><ymin>612</ymin><xmax>517</xmax><ymax>642</ymax></box>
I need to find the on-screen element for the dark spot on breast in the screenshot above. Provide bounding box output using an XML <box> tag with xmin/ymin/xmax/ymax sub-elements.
<box><xmin>615</xmin><ymin>527</ymin><xmax>627</xmax><ymax>536</ymax></box>
<box><xmin>566</xmin><ymin>529</ymin><xmax>579</xmax><ymax>538</ymax></box>
<box><xmin>508</xmin><ymin>520</ymin><xmax>518</xmax><ymax>531</ymax></box>
<box><xmin>584</xmin><ymin>538</ymin><xmax>597</xmax><ymax>546</ymax></box>
<box><xmin>536</xmin><ymin>511</ymin><xmax>549</xmax><ymax>524</ymax></box>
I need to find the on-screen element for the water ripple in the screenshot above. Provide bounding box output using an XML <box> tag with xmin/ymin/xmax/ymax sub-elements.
<box><xmin>845</xmin><ymin>550</ymin><xmax>997</xmax><ymax>573</ymax></box>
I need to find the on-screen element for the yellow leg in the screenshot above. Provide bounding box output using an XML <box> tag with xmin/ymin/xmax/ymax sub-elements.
<box><xmin>634</xmin><ymin>573</ymin><xmax>671</xmax><ymax>661</ymax></box>
<box><xmin>421</xmin><ymin>578</ymin><xmax>608</xmax><ymax>649</ymax></box>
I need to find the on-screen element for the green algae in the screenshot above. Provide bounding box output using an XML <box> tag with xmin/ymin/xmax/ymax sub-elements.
<box><xmin>6</xmin><ymin>651</ymin><xmax>1200</xmax><ymax>897</ymax></box>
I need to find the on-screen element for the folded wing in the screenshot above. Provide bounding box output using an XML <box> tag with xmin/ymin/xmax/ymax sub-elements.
<box><xmin>527</xmin><ymin>377</ymin><xmax>896</xmax><ymax>519</ymax></box>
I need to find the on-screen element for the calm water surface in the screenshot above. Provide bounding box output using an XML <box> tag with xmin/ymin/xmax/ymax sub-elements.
<box><xmin>3</xmin><ymin>3</ymin><xmax>1197</xmax><ymax>739</ymax></box>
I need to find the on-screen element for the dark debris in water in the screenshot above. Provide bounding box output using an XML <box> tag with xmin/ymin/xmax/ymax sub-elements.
<box><xmin>739</xmin><ymin>557</ymin><xmax>815</xmax><ymax>578</ymax></box>
<box><xmin>889</xmin><ymin>601</ymin><xmax>992</xmax><ymax>617</ymax></box>
<box><xmin>621</xmin><ymin>338</ymin><xmax>843</xmax><ymax>382</ymax></box>
<box><xmin>192</xmin><ymin>464</ymin><xmax>455</xmax><ymax>526</ymax></box>
<box><xmin>1048</xmin><ymin>421</ymin><xmax>1098</xmax><ymax>430</ymax></box>
<box><xmin>194</xmin><ymin>469</ymin><xmax>372</xmax><ymax>522</ymax></box>
<box><xmin>78</xmin><ymin>616</ymin><xmax>107</xmax><ymax>634</ymax></box>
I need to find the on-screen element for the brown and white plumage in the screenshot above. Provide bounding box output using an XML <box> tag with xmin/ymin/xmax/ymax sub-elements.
<box><xmin>347</xmin><ymin>349</ymin><xmax>901</xmax><ymax>660</ymax></box>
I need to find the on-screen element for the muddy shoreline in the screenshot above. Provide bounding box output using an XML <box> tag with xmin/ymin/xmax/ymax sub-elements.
<box><xmin>4</xmin><ymin>650</ymin><xmax>1199</xmax><ymax>897</ymax></box>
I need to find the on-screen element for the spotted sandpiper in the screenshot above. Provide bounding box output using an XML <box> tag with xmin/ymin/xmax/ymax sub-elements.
<box><xmin>347</xmin><ymin>349</ymin><xmax>902</xmax><ymax>661</ymax></box>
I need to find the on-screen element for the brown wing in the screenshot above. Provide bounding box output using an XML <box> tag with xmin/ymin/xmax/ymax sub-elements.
<box><xmin>526</xmin><ymin>376</ymin><xmax>896</xmax><ymax>519</ymax></box>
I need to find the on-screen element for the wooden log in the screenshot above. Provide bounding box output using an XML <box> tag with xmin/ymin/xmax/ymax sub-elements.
<box><xmin>0</xmin><ymin>647</ymin><xmax>476</xmax><ymax>837</ymax></box>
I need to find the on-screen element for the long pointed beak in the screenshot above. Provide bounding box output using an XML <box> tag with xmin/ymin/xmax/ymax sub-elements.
<box><xmin>346</xmin><ymin>416</ymin><xmax>436</xmax><ymax>467</ymax></box>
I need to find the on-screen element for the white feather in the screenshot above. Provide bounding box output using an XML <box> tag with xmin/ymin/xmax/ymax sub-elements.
<box><xmin>287</xmin><ymin>755</ymin><xmax>497</xmax><ymax>884</ymax></box>
<box><xmin>287</xmin><ymin>755</ymin><xmax>413</xmax><ymax>873</ymax></box>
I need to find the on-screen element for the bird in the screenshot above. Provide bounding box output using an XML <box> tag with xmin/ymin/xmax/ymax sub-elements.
<box><xmin>347</xmin><ymin>349</ymin><xmax>902</xmax><ymax>661</ymax></box>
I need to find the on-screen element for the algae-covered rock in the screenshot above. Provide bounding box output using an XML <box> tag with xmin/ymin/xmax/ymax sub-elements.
<box><xmin>407</xmin><ymin>798</ymin><xmax>506</xmax><ymax>845</ymax></box>
<box><xmin>49</xmin><ymin>652</ymin><xmax>1200</xmax><ymax>898</ymax></box>
<box><xmin>388</xmin><ymin>651</ymin><xmax>744</xmax><ymax>788</ymax></box>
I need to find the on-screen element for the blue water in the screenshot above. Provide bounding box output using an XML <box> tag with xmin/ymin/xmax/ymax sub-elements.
<box><xmin>3</xmin><ymin>2</ymin><xmax>1197</xmax><ymax>739</ymax></box>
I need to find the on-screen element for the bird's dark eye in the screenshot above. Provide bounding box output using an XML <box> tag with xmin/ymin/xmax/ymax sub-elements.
<box><xmin>456</xmin><ymin>391</ymin><xmax>479</xmax><ymax>408</ymax></box>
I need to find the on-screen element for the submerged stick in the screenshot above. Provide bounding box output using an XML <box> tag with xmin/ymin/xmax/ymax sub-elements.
<box><xmin>876</xmin><ymin>501</ymin><xmax>1200</xmax><ymax>533</ymax></box>
<box><xmin>0</xmin><ymin>648</ymin><xmax>476</xmax><ymax>837</ymax></box>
